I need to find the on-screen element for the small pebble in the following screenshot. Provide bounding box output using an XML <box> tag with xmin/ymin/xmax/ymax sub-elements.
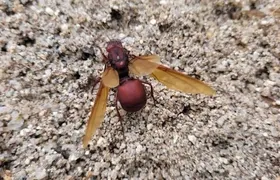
<box><xmin>188</xmin><ymin>135</ymin><xmax>197</xmax><ymax>144</ymax></box>
<box><xmin>45</xmin><ymin>7</ymin><xmax>55</xmax><ymax>16</ymax></box>
<box><xmin>150</xmin><ymin>19</ymin><xmax>157</xmax><ymax>25</ymax></box>
<box><xmin>35</xmin><ymin>168</ymin><xmax>48</xmax><ymax>180</ymax></box>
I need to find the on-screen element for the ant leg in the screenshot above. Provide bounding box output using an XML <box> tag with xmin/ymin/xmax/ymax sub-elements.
<box><xmin>140</xmin><ymin>80</ymin><xmax>157</xmax><ymax>106</ymax></box>
<box><xmin>128</xmin><ymin>53</ymin><xmax>136</xmax><ymax>61</ymax></box>
<box><xmin>114</xmin><ymin>92</ymin><xmax>125</xmax><ymax>138</ymax></box>
<box><xmin>91</xmin><ymin>77</ymin><xmax>101</xmax><ymax>94</ymax></box>
<box><xmin>95</xmin><ymin>45</ymin><xmax>109</xmax><ymax>64</ymax></box>
<box><xmin>96</xmin><ymin>46</ymin><xmax>107</xmax><ymax>59</ymax></box>
<box><xmin>90</xmin><ymin>77</ymin><xmax>101</xmax><ymax>94</ymax></box>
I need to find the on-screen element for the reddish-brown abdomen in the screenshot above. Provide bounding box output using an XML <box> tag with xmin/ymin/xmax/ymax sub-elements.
<box><xmin>117</xmin><ymin>79</ymin><xmax>147</xmax><ymax>112</ymax></box>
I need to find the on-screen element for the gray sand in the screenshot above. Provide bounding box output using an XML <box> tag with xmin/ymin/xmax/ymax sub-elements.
<box><xmin>0</xmin><ymin>0</ymin><xmax>279</xmax><ymax>179</ymax></box>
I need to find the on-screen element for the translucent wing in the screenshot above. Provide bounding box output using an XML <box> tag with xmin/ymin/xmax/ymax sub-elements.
<box><xmin>102</xmin><ymin>67</ymin><xmax>119</xmax><ymax>88</ymax></box>
<box><xmin>151</xmin><ymin>65</ymin><xmax>215</xmax><ymax>95</ymax></box>
<box><xmin>83</xmin><ymin>83</ymin><xmax>109</xmax><ymax>148</ymax></box>
<box><xmin>129</xmin><ymin>55</ymin><xmax>160</xmax><ymax>76</ymax></box>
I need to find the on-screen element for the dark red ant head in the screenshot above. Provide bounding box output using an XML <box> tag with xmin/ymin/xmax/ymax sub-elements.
<box><xmin>106</xmin><ymin>40</ymin><xmax>129</xmax><ymax>72</ymax></box>
<box><xmin>106</xmin><ymin>40</ymin><xmax>123</xmax><ymax>52</ymax></box>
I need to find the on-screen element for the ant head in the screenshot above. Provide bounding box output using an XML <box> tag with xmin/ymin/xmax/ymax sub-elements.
<box><xmin>106</xmin><ymin>40</ymin><xmax>123</xmax><ymax>52</ymax></box>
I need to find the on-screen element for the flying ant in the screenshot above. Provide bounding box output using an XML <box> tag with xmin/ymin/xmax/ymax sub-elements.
<box><xmin>83</xmin><ymin>40</ymin><xmax>215</xmax><ymax>147</ymax></box>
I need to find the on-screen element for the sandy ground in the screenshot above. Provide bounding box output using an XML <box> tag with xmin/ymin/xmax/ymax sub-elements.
<box><xmin>1</xmin><ymin>0</ymin><xmax>280</xmax><ymax>179</ymax></box>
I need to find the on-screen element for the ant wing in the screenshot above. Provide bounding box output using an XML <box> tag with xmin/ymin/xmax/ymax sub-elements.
<box><xmin>83</xmin><ymin>82</ymin><xmax>110</xmax><ymax>148</ymax></box>
<box><xmin>102</xmin><ymin>67</ymin><xmax>119</xmax><ymax>88</ymax></box>
<box><xmin>129</xmin><ymin>55</ymin><xmax>160</xmax><ymax>76</ymax></box>
<box><xmin>151</xmin><ymin>65</ymin><xmax>216</xmax><ymax>95</ymax></box>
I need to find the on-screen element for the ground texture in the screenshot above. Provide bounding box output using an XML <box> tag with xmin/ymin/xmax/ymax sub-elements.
<box><xmin>0</xmin><ymin>0</ymin><xmax>280</xmax><ymax>179</ymax></box>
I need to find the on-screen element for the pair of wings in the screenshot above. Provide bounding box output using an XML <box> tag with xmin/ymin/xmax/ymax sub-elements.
<box><xmin>83</xmin><ymin>55</ymin><xmax>215</xmax><ymax>147</ymax></box>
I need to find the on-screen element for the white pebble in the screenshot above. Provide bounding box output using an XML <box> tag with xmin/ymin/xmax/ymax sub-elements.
<box><xmin>173</xmin><ymin>134</ymin><xmax>179</xmax><ymax>144</ymax></box>
<box><xmin>45</xmin><ymin>7</ymin><xmax>54</xmax><ymax>16</ymax></box>
<box><xmin>136</xmin><ymin>144</ymin><xmax>143</xmax><ymax>154</ymax></box>
<box><xmin>187</xmin><ymin>135</ymin><xmax>197</xmax><ymax>144</ymax></box>
<box><xmin>147</xmin><ymin>123</ymin><xmax>153</xmax><ymax>130</ymax></box>
<box><xmin>219</xmin><ymin>157</ymin><xmax>229</xmax><ymax>164</ymax></box>
<box><xmin>85</xmin><ymin>150</ymin><xmax>90</xmax><ymax>155</ymax></box>
<box><xmin>160</xmin><ymin>0</ymin><xmax>168</xmax><ymax>5</ymax></box>
<box><xmin>69</xmin><ymin>154</ymin><xmax>78</xmax><ymax>162</ymax></box>
<box><xmin>97</xmin><ymin>137</ymin><xmax>107</xmax><ymax>147</ymax></box>
<box><xmin>20</xmin><ymin>128</ymin><xmax>30</xmax><ymax>136</ymax></box>
<box><xmin>150</xmin><ymin>19</ymin><xmax>157</xmax><ymax>25</ymax></box>
<box><xmin>25</xmin><ymin>158</ymin><xmax>30</xmax><ymax>165</ymax></box>
<box><xmin>35</xmin><ymin>168</ymin><xmax>48</xmax><ymax>180</ymax></box>
<box><xmin>135</xmin><ymin>25</ymin><xmax>143</xmax><ymax>32</ymax></box>
<box><xmin>60</xmin><ymin>24</ymin><xmax>69</xmax><ymax>33</ymax></box>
